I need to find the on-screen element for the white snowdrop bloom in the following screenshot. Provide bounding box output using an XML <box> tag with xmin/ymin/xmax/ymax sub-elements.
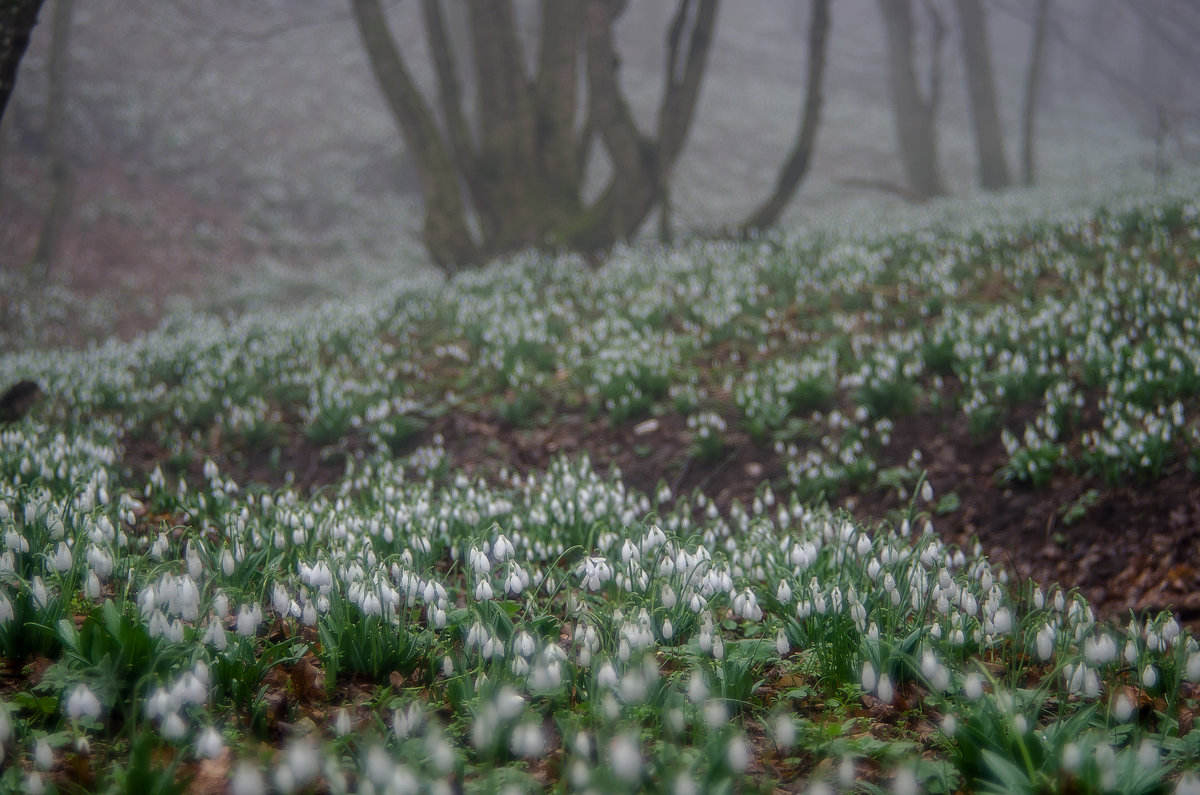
<box><xmin>503</xmin><ymin>567</ymin><xmax>525</xmax><ymax>596</ymax></box>
<box><xmin>774</xmin><ymin>714</ymin><xmax>796</xmax><ymax>748</ymax></box>
<box><xmin>704</xmin><ymin>698</ymin><xmax>727</xmax><ymax>730</ymax></box>
<box><xmin>877</xmin><ymin>673</ymin><xmax>893</xmax><ymax>704</ymax></box>
<box><xmin>861</xmin><ymin>661</ymin><xmax>877</xmax><ymax>694</ymax></box>
<box><xmin>1013</xmin><ymin>714</ymin><xmax>1028</xmax><ymax>735</ymax></box>
<box><xmin>172</xmin><ymin>672</ymin><xmax>207</xmax><ymax>707</ymax></box>
<box><xmin>514</xmin><ymin>631</ymin><xmax>536</xmax><ymax>658</ymax></box>
<box><xmin>220</xmin><ymin>548</ymin><xmax>236</xmax><ymax>577</ymax></box>
<box><xmin>620</xmin><ymin>538</ymin><xmax>639</xmax><ymax>564</ymax></box>
<box><xmin>161</xmin><ymin>711</ymin><xmax>187</xmax><ymax>741</ymax></box>
<box><xmin>921</xmin><ymin>480</ymin><xmax>934</xmax><ymax>503</ymax></box>
<box><xmin>31</xmin><ymin>576</ymin><xmax>49</xmax><ymax>610</ymax></box>
<box><xmin>991</xmin><ymin>607</ymin><xmax>1012</xmax><ymax>635</ymax></box>
<box><xmin>86</xmin><ymin>545</ymin><xmax>113</xmax><ymax>579</ymax></box>
<box><xmin>1176</xmin><ymin>773</ymin><xmax>1200</xmax><ymax>795</ymax></box>
<box><xmin>661</xmin><ymin>618</ymin><xmax>674</xmax><ymax>640</ymax></box>
<box><xmin>726</xmin><ymin>734</ymin><xmax>750</xmax><ymax>773</ymax></box>
<box><xmin>393</xmin><ymin>704</ymin><xmax>422</xmax><ymax>739</ymax></box>
<box><xmin>1187</xmin><ymin>652</ymin><xmax>1200</xmax><ymax>683</ymax></box>
<box><xmin>597</xmin><ymin>661</ymin><xmax>618</xmax><ymax>690</ymax></box>
<box><xmin>333</xmin><ymin>708</ymin><xmax>352</xmax><ymax>737</ymax></box>
<box><xmin>66</xmin><ymin>685</ymin><xmax>101</xmax><ymax>723</ymax></box>
<box><xmin>212</xmin><ymin>591</ymin><xmax>230</xmax><ymax>620</ymax></box>
<box><xmin>1113</xmin><ymin>692</ymin><xmax>1134</xmax><ymax>722</ymax></box>
<box><xmin>1125</xmin><ymin>640</ymin><xmax>1140</xmax><ymax>666</ymax></box>
<box><xmin>609</xmin><ymin>733</ymin><xmax>641</xmax><ymax>784</ymax></box>
<box><xmin>1163</xmin><ymin>617</ymin><xmax>1181</xmax><ymax>646</ymax></box>
<box><xmin>203</xmin><ymin>617</ymin><xmax>227</xmax><ymax>651</ymax></box>
<box><xmin>712</xmin><ymin>634</ymin><xmax>724</xmax><ymax>660</ymax></box>
<box><xmin>196</xmin><ymin>727</ymin><xmax>224</xmax><ymax>759</ymax></box>
<box><xmin>84</xmin><ymin>570</ymin><xmax>102</xmax><ymax>600</ymax></box>
<box><xmin>776</xmin><ymin>579</ymin><xmax>793</xmax><ymax>603</ymax></box>
<box><xmin>235</xmin><ymin>604</ymin><xmax>261</xmax><ymax>637</ymax></box>
<box><xmin>776</xmin><ymin>629</ymin><xmax>790</xmax><ymax>656</ymax></box>
<box><xmin>0</xmin><ymin>592</ymin><xmax>13</xmax><ymax>624</ymax></box>
<box><xmin>493</xmin><ymin>534</ymin><xmax>516</xmax><ymax>562</ymax></box>
<box><xmin>361</xmin><ymin>589</ymin><xmax>383</xmax><ymax>616</ymax></box>
<box><xmin>468</xmin><ymin>547</ymin><xmax>491</xmax><ymax>574</ymax></box>
<box><xmin>855</xmin><ymin>533</ymin><xmax>872</xmax><ymax>557</ymax></box>
<box><xmin>963</xmin><ymin>672</ymin><xmax>983</xmax><ymax>700</ymax></box>
<box><xmin>511</xmin><ymin>721</ymin><xmax>544</xmax><ymax>758</ymax></box>
<box><xmin>942</xmin><ymin>713</ymin><xmax>957</xmax><ymax>738</ymax></box>
<box><xmin>47</xmin><ymin>542</ymin><xmax>73</xmax><ymax>574</ymax></box>
<box><xmin>284</xmin><ymin>740</ymin><xmax>319</xmax><ymax>788</ymax></box>
<box><xmin>660</xmin><ymin>583</ymin><xmax>677</xmax><ymax>609</ymax></box>
<box><xmin>1142</xmin><ymin>665</ymin><xmax>1158</xmax><ymax>689</ymax></box>
<box><xmin>495</xmin><ymin>687</ymin><xmax>524</xmax><ymax>720</ymax></box>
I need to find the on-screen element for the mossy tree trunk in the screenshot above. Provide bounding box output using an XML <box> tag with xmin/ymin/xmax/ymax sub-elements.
<box><xmin>349</xmin><ymin>0</ymin><xmax>719</xmax><ymax>272</ymax></box>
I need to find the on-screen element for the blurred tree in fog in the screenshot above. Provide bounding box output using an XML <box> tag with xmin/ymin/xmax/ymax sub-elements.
<box><xmin>0</xmin><ymin>0</ymin><xmax>45</xmax><ymax>126</ymax></box>
<box><xmin>955</xmin><ymin>0</ymin><xmax>1010</xmax><ymax>189</ymax></box>
<box><xmin>739</xmin><ymin>0</ymin><xmax>831</xmax><ymax>235</ymax></box>
<box><xmin>349</xmin><ymin>0</ymin><xmax>719</xmax><ymax>271</ymax></box>
<box><xmin>876</xmin><ymin>0</ymin><xmax>947</xmax><ymax>199</ymax></box>
<box><xmin>30</xmin><ymin>0</ymin><xmax>72</xmax><ymax>274</ymax></box>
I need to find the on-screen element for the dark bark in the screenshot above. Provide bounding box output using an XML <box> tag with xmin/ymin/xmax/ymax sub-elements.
<box><xmin>740</xmin><ymin>0</ymin><xmax>831</xmax><ymax>234</ymax></box>
<box><xmin>31</xmin><ymin>0</ymin><xmax>73</xmax><ymax>275</ymax></box>
<box><xmin>0</xmin><ymin>0</ymin><xmax>45</xmax><ymax>124</ymax></box>
<box><xmin>352</xmin><ymin>0</ymin><xmax>719</xmax><ymax>268</ymax></box>
<box><xmin>955</xmin><ymin>0</ymin><xmax>1010</xmax><ymax>190</ymax></box>
<box><xmin>350</xmin><ymin>0</ymin><xmax>477</xmax><ymax>270</ymax></box>
<box><xmin>877</xmin><ymin>0</ymin><xmax>945</xmax><ymax>198</ymax></box>
<box><xmin>1020</xmin><ymin>0</ymin><xmax>1052</xmax><ymax>186</ymax></box>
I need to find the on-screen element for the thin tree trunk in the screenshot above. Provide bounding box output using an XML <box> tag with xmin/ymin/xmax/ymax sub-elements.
<box><xmin>877</xmin><ymin>0</ymin><xmax>945</xmax><ymax>198</ymax></box>
<box><xmin>1020</xmin><ymin>0</ymin><xmax>1052</xmax><ymax>186</ymax></box>
<box><xmin>30</xmin><ymin>0</ymin><xmax>73</xmax><ymax>275</ymax></box>
<box><xmin>740</xmin><ymin>0</ymin><xmax>831</xmax><ymax>234</ymax></box>
<box><xmin>955</xmin><ymin>0</ymin><xmax>1010</xmax><ymax>190</ymax></box>
<box><xmin>0</xmin><ymin>0</ymin><xmax>45</xmax><ymax>124</ymax></box>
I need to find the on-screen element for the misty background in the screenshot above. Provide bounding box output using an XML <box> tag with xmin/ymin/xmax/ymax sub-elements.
<box><xmin>1</xmin><ymin>0</ymin><xmax>1197</xmax><ymax>346</ymax></box>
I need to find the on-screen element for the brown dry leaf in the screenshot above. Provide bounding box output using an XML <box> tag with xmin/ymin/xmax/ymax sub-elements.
<box><xmin>291</xmin><ymin>656</ymin><xmax>326</xmax><ymax>704</ymax></box>
<box><xmin>188</xmin><ymin>749</ymin><xmax>232</xmax><ymax>795</ymax></box>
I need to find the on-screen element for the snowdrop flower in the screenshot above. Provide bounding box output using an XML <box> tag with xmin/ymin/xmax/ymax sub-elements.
<box><xmin>161</xmin><ymin>712</ymin><xmax>187</xmax><ymax>741</ymax></box>
<box><xmin>221</xmin><ymin>549</ymin><xmax>236</xmax><ymax>577</ymax></box>
<box><xmin>942</xmin><ymin>713</ymin><xmax>957</xmax><ymax>738</ymax></box>
<box><xmin>474</xmin><ymin>578</ymin><xmax>493</xmax><ymax>602</ymax></box>
<box><xmin>84</xmin><ymin>570</ymin><xmax>102</xmax><ymax>599</ymax></box>
<box><xmin>26</xmin><ymin>773</ymin><xmax>44</xmax><ymax>795</ymax></box>
<box><xmin>861</xmin><ymin>661</ymin><xmax>877</xmax><ymax>693</ymax></box>
<box><xmin>47</xmin><ymin>542</ymin><xmax>72</xmax><ymax>573</ymax></box>
<box><xmin>196</xmin><ymin>727</ymin><xmax>224</xmax><ymax>758</ymax></box>
<box><xmin>726</xmin><ymin>734</ymin><xmax>750</xmax><ymax>773</ymax></box>
<box><xmin>393</xmin><ymin>705</ymin><xmax>422</xmax><ymax>738</ymax></box>
<box><xmin>1187</xmin><ymin>651</ymin><xmax>1200</xmax><ymax>683</ymax></box>
<box><xmin>609</xmin><ymin>733</ymin><xmax>641</xmax><ymax>784</ymax></box>
<box><xmin>963</xmin><ymin>672</ymin><xmax>983</xmax><ymax>700</ymax></box>
<box><xmin>230</xmin><ymin>758</ymin><xmax>266</xmax><ymax>795</ymax></box>
<box><xmin>235</xmin><ymin>604</ymin><xmax>261</xmax><ymax>637</ymax></box>
<box><xmin>877</xmin><ymin>673</ymin><xmax>894</xmax><ymax>704</ymax></box>
<box><xmin>204</xmin><ymin>617</ymin><xmax>227</xmax><ymax>651</ymax></box>
<box><xmin>493</xmin><ymin>533</ymin><xmax>515</xmax><ymax>562</ymax></box>
<box><xmin>776</xmin><ymin>629</ymin><xmax>789</xmax><ymax>656</ymax></box>
<box><xmin>687</xmin><ymin>670</ymin><xmax>708</xmax><ymax>704</ymax></box>
<box><xmin>0</xmin><ymin>592</ymin><xmax>13</xmax><ymax>624</ymax></box>
<box><xmin>331</xmin><ymin>708</ymin><xmax>351</xmax><ymax>737</ymax></box>
<box><xmin>1113</xmin><ymin>692</ymin><xmax>1134</xmax><ymax>722</ymax></box>
<box><xmin>511</xmin><ymin>721</ymin><xmax>544</xmax><ymax>758</ymax></box>
<box><xmin>1142</xmin><ymin>664</ymin><xmax>1158</xmax><ymax>689</ymax></box>
<box><xmin>661</xmin><ymin>618</ymin><xmax>674</xmax><ymax>640</ymax></box>
<box><xmin>66</xmin><ymin>684</ymin><xmax>102</xmax><ymax>723</ymax></box>
<box><xmin>597</xmin><ymin>661</ymin><xmax>618</xmax><ymax>690</ymax></box>
<box><xmin>31</xmin><ymin>576</ymin><xmax>49</xmax><ymax>610</ymax></box>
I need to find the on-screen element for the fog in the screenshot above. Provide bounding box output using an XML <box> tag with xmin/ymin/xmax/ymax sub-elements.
<box><xmin>1</xmin><ymin>0</ymin><xmax>1197</xmax><ymax>342</ymax></box>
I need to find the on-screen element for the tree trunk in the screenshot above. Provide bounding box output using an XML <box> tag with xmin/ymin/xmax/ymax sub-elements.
<box><xmin>0</xmin><ymin>0</ymin><xmax>45</xmax><ymax>124</ymax></box>
<box><xmin>350</xmin><ymin>0</ymin><xmax>478</xmax><ymax>271</ymax></box>
<box><xmin>1020</xmin><ymin>0</ymin><xmax>1052</xmax><ymax>186</ymax></box>
<box><xmin>877</xmin><ymin>0</ymin><xmax>945</xmax><ymax>198</ymax></box>
<box><xmin>352</xmin><ymin>0</ymin><xmax>719</xmax><ymax>269</ymax></box>
<box><xmin>955</xmin><ymin>0</ymin><xmax>1010</xmax><ymax>190</ymax></box>
<box><xmin>30</xmin><ymin>0</ymin><xmax>73</xmax><ymax>275</ymax></box>
<box><xmin>740</xmin><ymin>0</ymin><xmax>831</xmax><ymax>234</ymax></box>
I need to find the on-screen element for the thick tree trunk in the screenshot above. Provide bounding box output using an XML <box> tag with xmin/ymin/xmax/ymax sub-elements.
<box><xmin>1020</xmin><ymin>0</ymin><xmax>1052</xmax><ymax>186</ymax></box>
<box><xmin>877</xmin><ymin>0</ymin><xmax>945</xmax><ymax>198</ymax></box>
<box><xmin>740</xmin><ymin>0</ymin><xmax>831</xmax><ymax>234</ymax></box>
<box><xmin>0</xmin><ymin>0</ymin><xmax>45</xmax><ymax>124</ymax></box>
<box><xmin>31</xmin><ymin>0</ymin><xmax>73</xmax><ymax>275</ymax></box>
<box><xmin>955</xmin><ymin>0</ymin><xmax>1010</xmax><ymax>190</ymax></box>
<box><xmin>350</xmin><ymin>0</ymin><xmax>477</xmax><ymax>271</ymax></box>
<box><xmin>352</xmin><ymin>0</ymin><xmax>719</xmax><ymax>269</ymax></box>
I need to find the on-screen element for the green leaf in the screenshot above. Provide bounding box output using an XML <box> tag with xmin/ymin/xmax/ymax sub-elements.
<box><xmin>981</xmin><ymin>748</ymin><xmax>1035</xmax><ymax>794</ymax></box>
